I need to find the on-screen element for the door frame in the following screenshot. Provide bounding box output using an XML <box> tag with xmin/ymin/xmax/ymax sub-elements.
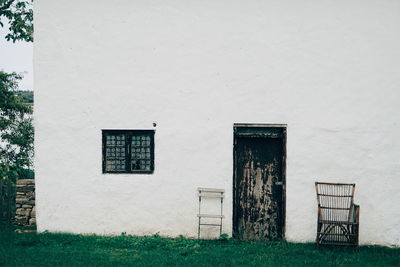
<box><xmin>232</xmin><ymin>123</ymin><xmax>287</xmax><ymax>240</ymax></box>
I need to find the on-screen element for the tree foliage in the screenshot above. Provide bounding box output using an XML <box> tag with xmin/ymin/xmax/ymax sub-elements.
<box><xmin>0</xmin><ymin>1</ymin><xmax>34</xmax><ymax>180</ymax></box>
<box><xmin>0</xmin><ymin>71</ymin><xmax>34</xmax><ymax>181</ymax></box>
<box><xmin>0</xmin><ymin>0</ymin><xmax>33</xmax><ymax>42</ymax></box>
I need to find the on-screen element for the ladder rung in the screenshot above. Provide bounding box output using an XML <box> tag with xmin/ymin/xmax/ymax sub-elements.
<box><xmin>198</xmin><ymin>187</ymin><xmax>225</xmax><ymax>193</ymax></box>
<box><xmin>199</xmin><ymin>223</ymin><xmax>222</xmax><ymax>226</ymax></box>
<box><xmin>198</xmin><ymin>193</ymin><xmax>224</xmax><ymax>198</ymax></box>
<box><xmin>197</xmin><ymin>214</ymin><xmax>225</xmax><ymax>219</ymax></box>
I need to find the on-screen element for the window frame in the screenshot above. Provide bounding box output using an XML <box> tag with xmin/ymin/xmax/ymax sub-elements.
<box><xmin>102</xmin><ymin>129</ymin><xmax>155</xmax><ymax>174</ymax></box>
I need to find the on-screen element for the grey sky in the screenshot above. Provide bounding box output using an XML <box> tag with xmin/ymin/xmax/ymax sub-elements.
<box><xmin>0</xmin><ymin>26</ymin><xmax>33</xmax><ymax>91</ymax></box>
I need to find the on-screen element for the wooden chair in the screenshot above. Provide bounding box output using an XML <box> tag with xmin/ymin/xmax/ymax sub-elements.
<box><xmin>315</xmin><ymin>182</ymin><xmax>360</xmax><ymax>247</ymax></box>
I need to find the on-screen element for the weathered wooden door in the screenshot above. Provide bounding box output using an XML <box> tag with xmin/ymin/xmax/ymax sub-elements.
<box><xmin>233</xmin><ymin>125</ymin><xmax>286</xmax><ymax>240</ymax></box>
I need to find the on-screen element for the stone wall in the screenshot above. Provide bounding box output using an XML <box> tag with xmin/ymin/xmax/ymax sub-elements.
<box><xmin>15</xmin><ymin>179</ymin><xmax>36</xmax><ymax>227</ymax></box>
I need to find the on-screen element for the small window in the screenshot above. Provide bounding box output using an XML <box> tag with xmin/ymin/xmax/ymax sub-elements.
<box><xmin>102</xmin><ymin>130</ymin><xmax>154</xmax><ymax>174</ymax></box>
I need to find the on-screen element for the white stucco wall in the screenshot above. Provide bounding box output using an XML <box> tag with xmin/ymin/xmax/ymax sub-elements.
<box><xmin>34</xmin><ymin>0</ymin><xmax>400</xmax><ymax>246</ymax></box>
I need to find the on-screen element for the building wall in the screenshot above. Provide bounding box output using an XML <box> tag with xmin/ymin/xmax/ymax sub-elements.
<box><xmin>34</xmin><ymin>0</ymin><xmax>400</xmax><ymax>246</ymax></box>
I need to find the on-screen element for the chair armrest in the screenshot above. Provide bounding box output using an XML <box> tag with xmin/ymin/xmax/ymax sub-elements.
<box><xmin>349</xmin><ymin>204</ymin><xmax>360</xmax><ymax>223</ymax></box>
<box><xmin>317</xmin><ymin>204</ymin><xmax>323</xmax><ymax>221</ymax></box>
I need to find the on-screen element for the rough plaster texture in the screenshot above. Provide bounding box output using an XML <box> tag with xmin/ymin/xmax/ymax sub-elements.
<box><xmin>34</xmin><ymin>0</ymin><xmax>400</xmax><ymax>246</ymax></box>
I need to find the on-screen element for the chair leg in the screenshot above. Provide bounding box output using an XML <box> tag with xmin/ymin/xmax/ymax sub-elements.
<box><xmin>316</xmin><ymin>222</ymin><xmax>323</xmax><ymax>245</ymax></box>
<box><xmin>354</xmin><ymin>224</ymin><xmax>359</xmax><ymax>246</ymax></box>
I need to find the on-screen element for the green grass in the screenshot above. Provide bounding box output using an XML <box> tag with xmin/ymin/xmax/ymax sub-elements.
<box><xmin>0</xmin><ymin>230</ymin><xmax>399</xmax><ymax>266</ymax></box>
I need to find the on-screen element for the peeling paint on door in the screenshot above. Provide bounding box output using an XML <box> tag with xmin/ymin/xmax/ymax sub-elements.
<box><xmin>233</xmin><ymin>126</ymin><xmax>286</xmax><ymax>240</ymax></box>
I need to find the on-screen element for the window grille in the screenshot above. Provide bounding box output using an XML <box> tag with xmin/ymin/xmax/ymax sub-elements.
<box><xmin>102</xmin><ymin>130</ymin><xmax>154</xmax><ymax>174</ymax></box>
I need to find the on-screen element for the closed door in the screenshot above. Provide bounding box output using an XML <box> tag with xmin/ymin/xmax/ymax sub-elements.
<box><xmin>233</xmin><ymin>126</ymin><xmax>286</xmax><ymax>240</ymax></box>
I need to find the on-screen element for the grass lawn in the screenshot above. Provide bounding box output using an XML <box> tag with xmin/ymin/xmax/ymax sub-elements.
<box><xmin>0</xmin><ymin>230</ymin><xmax>399</xmax><ymax>266</ymax></box>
